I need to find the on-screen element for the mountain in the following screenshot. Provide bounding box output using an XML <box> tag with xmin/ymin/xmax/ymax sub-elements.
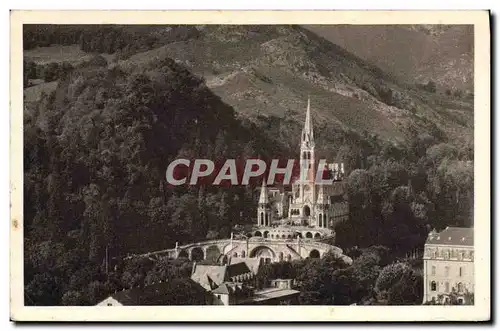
<box><xmin>22</xmin><ymin>25</ymin><xmax>474</xmax><ymax>306</ymax></box>
<box><xmin>111</xmin><ymin>25</ymin><xmax>473</xmax><ymax>152</ymax></box>
<box><xmin>24</xmin><ymin>24</ymin><xmax>474</xmax><ymax>156</ymax></box>
<box><xmin>303</xmin><ymin>25</ymin><xmax>474</xmax><ymax>93</ymax></box>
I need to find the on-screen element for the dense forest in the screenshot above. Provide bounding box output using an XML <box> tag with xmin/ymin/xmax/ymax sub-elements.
<box><xmin>23</xmin><ymin>26</ymin><xmax>473</xmax><ymax>306</ymax></box>
<box><xmin>256</xmin><ymin>247</ymin><xmax>423</xmax><ymax>305</ymax></box>
<box><xmin>23</xmin><ymin>24</ymin><xmax>201</xmax><ymax>55</ymax></box>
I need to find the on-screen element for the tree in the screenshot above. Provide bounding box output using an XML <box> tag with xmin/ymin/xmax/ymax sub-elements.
<box><xmin>374</xmin><ymin>262</ymin><xmax>422</xmax><ymax>305</ymax></box>
<box><xmin>426</xmin><ymin>143</ymin><xmax>458</xmax><ymax>167</ymax></box>
<box><xmin>375</xmin><ymin>262</ymin><xmax>410</xmax><ymax>295</ymax></box>
<box><xmin>453</xmin><ymin>89</ymin><xmax>463</xmax><ymax>98</ymax></box>
<box><xmin>425</xmin><ymin>80</ymin><xmax>437</xmax><ymax>93</ymax></box>
<box><xmin>61</xmin><ymin>290</ymin><xmax>88</xmax><ymax>306</ymax></box>
<box><xmin>386</xmin><ymin>269</ymin><xmax>423</xmax><ymax>305</ymax></box>
<box><xmin>161</xmin><ymin>279</ymin><xmax>210</xmax><ymax>305</ymax></box>
<box><xmin>25</xmin><ymin>273</ymin><xmax>62</xmax><ymax>306</ymax></box>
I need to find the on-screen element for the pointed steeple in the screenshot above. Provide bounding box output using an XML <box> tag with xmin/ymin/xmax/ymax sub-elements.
<box><xmin>304</xmin><ymin>96</ymin><xmax>311</xmax><ymax>131</ymax></box>
<box><xmin>302</xmin><ymin>96</ymin><xmax>314</xmax><ymax>145</ymax></box>
<box><xmin>258</xmin><ymin>180</ymin><xmax>269</xmax><ymax>204</ymax></box>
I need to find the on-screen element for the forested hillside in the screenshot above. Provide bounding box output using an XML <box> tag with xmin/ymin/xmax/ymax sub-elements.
<box><xmin>23</xmin><ymin>25</ymin><xmax>473</xmax><ymax>306</ymax></box>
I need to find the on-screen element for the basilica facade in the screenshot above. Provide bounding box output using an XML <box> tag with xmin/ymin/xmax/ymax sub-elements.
<box><xmin>257</xmin><ymin>98</ymin><xmax>349</xmax><ymax>232</ymax></box>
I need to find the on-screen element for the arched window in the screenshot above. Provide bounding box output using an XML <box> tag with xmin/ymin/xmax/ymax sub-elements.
<box><xmin>431</xmin><ymin>281</ymin><xmax>437</xmax><ymax>291</ymax></box>
<box><xmin>279</xmin><ymin>252</ymin><xmax>284</xmax><ymax>262</ymax></box>
<box><xmin>241</xmin><ymin>250</ymin><xmax>246</xmax><ymax>258</ymax></box>
<box><xmin>190</xmin><ymin>247</ymin><xmax>204</xmax><ymax>262</ymax></box>
<box><xmin>260</xmin><ymin>212</ymin><xmax>263</xmax><ymax>225</ymax></box>
<box><xmin>304</xmin><ymin>206</ymin><xmax>311</xmax><ymax>217</ymax></box>
<box><xmin>306</xmin><ymin>232</ymin><xmax>312</xmax><ymax>238</ymax></box>
<box><xmin>323</xmin><ymin>214</ymin><xmax>327</xmax><ymax>227</ymax></box>
<box><xmin>309</xmin><ymin>249</ymin><xmax>320</xmax><ymax>258</ymax></box>
<box><xmin>318</xmin><ymin>214</ymin><xmax>322</xmax><ymax>227</ymax></box>
<box><xmin>457</xmin><ymin>282</ymin><xmax>464</xmax><ymax>293</ymax></box>
<box><xmin>445</xmin><ymin>282</ymin><xmax>450</xmax><ymax>292</ymax></box>
<box><xmin>263</xmin><ymin>231</ymin><xmax>269</xmax><ymax>238</ymax></box>
<box><xmin>281</xmin><ymin>234</ymin><xmax>286</xmax><ymax>239</ymax></box>
<box><xmin>233</xmin><ymin>252</ymin><xmax>238</xmax><ymax>257</ymax></box>
<box><xmin>314</xmin><ymin>233</ymin><xmax>321</xmax><ymax>239</ymax></box>
<box><xmin>265</xmin><ymin>213</ymin><xmax>269</xmax><ymax>226</ymax></box>
<box><xmin>459</xmin><ymin>267</ymin><xmax>463</xmax><ymax>277</ymax></box>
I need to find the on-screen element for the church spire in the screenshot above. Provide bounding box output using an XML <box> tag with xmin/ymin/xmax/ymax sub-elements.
<box><xmin>302</xmin><ymin>96</ymin><xmax>314</xmax><ymax>146</ymax></box>
<box><xmin>258</xmin><ymin>180</ymin><xmax>269</xmax><ymax>204</ymax></box>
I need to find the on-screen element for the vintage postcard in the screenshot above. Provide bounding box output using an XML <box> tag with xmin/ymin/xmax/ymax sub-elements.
<box><xmin>10</xmin><ymin>10</ymin><xmax>490</xmax><ymax>322</ymax></box>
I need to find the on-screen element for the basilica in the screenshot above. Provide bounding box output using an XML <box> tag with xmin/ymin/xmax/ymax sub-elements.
<box><xmin>256</xmin><ymin>98</ymin><xmax>349</xmax><ymax>233</ymax></box>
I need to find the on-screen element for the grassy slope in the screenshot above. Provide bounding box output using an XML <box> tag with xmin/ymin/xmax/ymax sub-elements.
<box><xmin>23</xmin><ymin>25</ymin><xmax>473</xmax><ymax>148</ymax></box>
<box><xmin>304</xmin><ymin>25</ymin><xmax>473</xmax><ymax>92</ymax></box>
<box><xmin>116</xmin><ymin>25</ymin><xmax>472</xmax><ymax>146</ymax></box>
<box><xmin>24</xmin><ymin>81</ymin><xmax>58</xmax><ymax>103</ymax></box>
<box><xmin>24</xmin><ymin>45</ymin><xmax>95</xmax><ymax>65</ymax></box>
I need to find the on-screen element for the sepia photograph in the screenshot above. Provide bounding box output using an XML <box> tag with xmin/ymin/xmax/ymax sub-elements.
<box><xmin>10</xmin><ymin>10</ymin><xmax>490</xmax><ymax>322</ymax></box>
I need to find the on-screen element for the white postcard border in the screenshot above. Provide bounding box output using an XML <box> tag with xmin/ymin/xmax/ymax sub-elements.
<box><xmin>9</xmin><ymin>10</ymin><xmax>491</xmax><ymax>322</ymax></box>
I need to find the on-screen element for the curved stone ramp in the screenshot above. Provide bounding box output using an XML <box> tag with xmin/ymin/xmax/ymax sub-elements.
<box><xmin>124</xmin><ymin>237</ymin><xmax>352</xmax><ymax>265</ymax></box>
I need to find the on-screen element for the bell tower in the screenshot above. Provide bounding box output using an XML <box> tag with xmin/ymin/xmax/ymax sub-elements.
<box><xmin>299</xmin><ymin>97</ymin><xmax>316</xmax><ymax>203</ymax></box>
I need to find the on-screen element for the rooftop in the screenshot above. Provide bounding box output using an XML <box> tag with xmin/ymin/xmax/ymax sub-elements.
<box><xmin>190</xmin><ymin>264</ymin><xmax>226</xmax><ymax>290</ymax></box>
<box><xmin>426</xmin><ymin>227</ymin><xmax>474</xmax><ymax>246</ymax></box>
<box><xmin>211</xmin><ymin>282</ymin><xmax>247</xmax><ymax>295</ymax></box>
<box><xmin>229</xmin><ymin>257</ymin><xmax>262</xmax><ymax>275</ymax></box>
<box><xmin>238</xmin><ymin>288</ymin><xmax>301</xmax><ymax>304</ymax></box>
<box><xmin>191</xmin><ymin>262</ymin><xmax>253</xmax><ymax>291</ymax></box>
<box><xmin>106</xmin><ymin>279</ymin><xmax>206</xmax><ymax>305</ymax></box>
